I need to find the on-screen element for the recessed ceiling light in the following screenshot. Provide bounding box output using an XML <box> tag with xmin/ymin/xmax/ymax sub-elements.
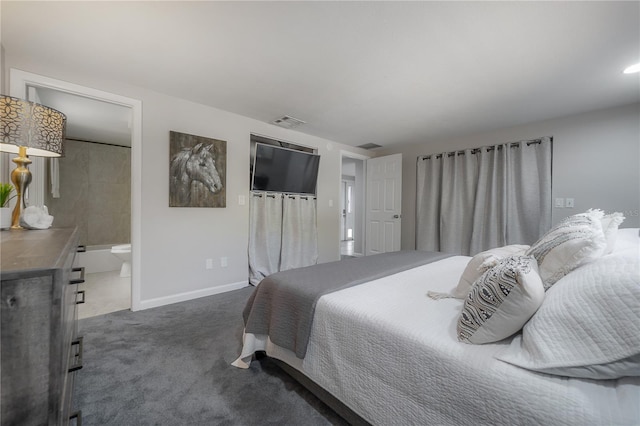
<box><xmin>623</xmin><ymin>63</ymin><xmax>640</xmax><ymax>74</ymax></box>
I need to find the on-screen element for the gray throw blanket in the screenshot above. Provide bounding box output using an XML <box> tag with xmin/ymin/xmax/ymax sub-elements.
<box><xmin>242</xmin><ymin>250</ymin><xmax>452</xmax><ymax>358</ymax></box>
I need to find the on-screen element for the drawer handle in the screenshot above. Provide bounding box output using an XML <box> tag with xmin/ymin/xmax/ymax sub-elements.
<box><xmin>77</xmin><ymin>245</ymin><xmax>86</xmax><ymax>253</ymax></box>
<box><xmin>70</xmin><ymin>267</ymin><xmax>85</xmax><ymax>285</ymax></box>
<box><xmin>70</xmin><ymin>410</ymin><xmax>82</xmax><ymax>426</ymax></box>
<box><xmin>76</xmin><ymin>290</ymin><xmax>86</xmax><ymax>305</ymax></box>
<box><xmin>69</xmin><ymin>337</ymin><xmax>83</xmax><ymax>372</ymax></box>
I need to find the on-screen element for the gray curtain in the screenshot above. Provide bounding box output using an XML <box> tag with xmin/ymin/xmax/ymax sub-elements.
<box><xmin>416</xmin><ymin>137</ymin><xmax>552</xmax><ymax>256</ymax></box>
<box><xmin>248</xmin><ymin>193</ymin><xmax>283</xmax><ymax>286</ymax></box>
<box><xmin>248</xmin><ymin>192</ymin><xmax>318</xmax><ymax>285</ymax></box>
<box><xmin>280</xmin><ymin>195</ymin><xmax>318</xmax><ymax>271</ymax></box>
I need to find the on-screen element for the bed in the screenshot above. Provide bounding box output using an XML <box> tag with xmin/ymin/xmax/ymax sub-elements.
<box><xmin>234</xmin><ymin>211</ymin><xmax>640</xmax><ymax>425</ymax></box>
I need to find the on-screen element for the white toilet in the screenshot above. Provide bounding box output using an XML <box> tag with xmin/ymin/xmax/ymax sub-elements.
<box><xmin>111</xmin><ymin>244</ymin><xmax>132</xmax><ymax>277</ymax></box>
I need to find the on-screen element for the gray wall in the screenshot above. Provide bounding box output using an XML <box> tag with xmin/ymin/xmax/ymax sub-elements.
<box><xmin>377</xmin><ymin>103</ymin><xmax>640</xmax><ymax>250</ymax></box>
<box><xmin>5</xmin><ymin>54</ymin><xmax>370</xmax><ymax>305</ymax></box>
<box><xmin>45</xmin><ymin>140</ymin><xmax>131</xmax><ymax>247</ymax></box>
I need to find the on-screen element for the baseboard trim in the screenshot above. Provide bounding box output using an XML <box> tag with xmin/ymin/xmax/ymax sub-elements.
<box><xmin>138</xmin><ymin>280</ymin><xmax>249</xmax><ymax>311</ymax></box>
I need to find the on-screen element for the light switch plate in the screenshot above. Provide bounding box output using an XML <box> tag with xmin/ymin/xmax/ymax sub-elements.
<box><xmin>554</xmin><ymin>198</ymin><xmax>565</xmax><ymax>208</ymax></box>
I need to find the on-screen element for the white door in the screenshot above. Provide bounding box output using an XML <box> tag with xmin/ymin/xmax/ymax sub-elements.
<box><xmin>365</xmin><ymin>154</ymin><xmax>402</xmax><ymax>255</ymax></box>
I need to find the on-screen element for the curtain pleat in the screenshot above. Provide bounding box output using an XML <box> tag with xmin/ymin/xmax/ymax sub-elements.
<box><xmin>440</xmin><ymin>150</ymin><xmax>477</xmax><ymax>255</ymax></box>
<box><xmin>471</xmin><ymin>145</ymin><xmax>507</xmax><ymax>253</ymax></box>
<box><xmin>248</xmin><ymin>193</ymin><xmax>283</xmax><ymax>286</ymax></box>
<box><xmin>416</xmin><ymin>137</ymin><xmax>552</xmax><ymax>256</ymax></box>
<box><xmin>280</xmin><ymin>195</ymin><xmax>318</xmax><ymax>271</ymax></box>
<box><xmin>416</xmin><ymin>154</ymin><xmax>442</xmax><ymax>251</ymax></box>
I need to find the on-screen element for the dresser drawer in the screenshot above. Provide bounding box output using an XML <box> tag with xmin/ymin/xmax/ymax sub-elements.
<box><xmin>1</xmin><ymin>276</ymin><xmax>54</xmax><ymax>425</ymax></box>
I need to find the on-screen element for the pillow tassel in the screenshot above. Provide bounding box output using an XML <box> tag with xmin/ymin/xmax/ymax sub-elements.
<box><xmin>427</xmin><ymin>291</ymin><xmax>456</xmax><ymax>300</ymax></box>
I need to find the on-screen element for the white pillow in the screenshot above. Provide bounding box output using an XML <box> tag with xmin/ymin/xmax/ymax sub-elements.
<box><xmin>451</xmin><ymin>244</ymin><xmax>530</xmax><ymax>299</ymax></box>
<box><xmin>601</xmin><ymin>212</ymin><xmax>625</xmax><ymax>254</ymax></box>
<box><xmin>615</xmin><ymin>227</ymin><xmax>640</xmax><ymax>254</ymax></box>
<box><xmin>498</xmin><ymin>246</ymin><xmax>640</xmax><ymax>379</ymax></box>
<box><xmin>457</xmin><ymin>255</ymin><xmax>545</xmax><ymax>345</ymax></box>
<box><xmin>526</xmin><ymin>209</ymin><xmax>607</xmax><ymax>289</ymax></box>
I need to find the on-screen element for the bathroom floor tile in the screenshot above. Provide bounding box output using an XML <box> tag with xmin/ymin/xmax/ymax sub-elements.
<box><xmin>77</xmin><ymin>271</ymin><xmax>131</xmax><ymax>319</ymax></box>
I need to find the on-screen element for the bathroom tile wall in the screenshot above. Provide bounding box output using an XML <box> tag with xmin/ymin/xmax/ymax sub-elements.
<box><xmin>46</xmin><ymin>140</ymin><xmax>131</xmax><ymax>246</ymax></box>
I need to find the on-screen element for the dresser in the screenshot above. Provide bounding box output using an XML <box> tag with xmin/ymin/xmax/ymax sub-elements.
<box><xmin>1</xmin><ymin>228</ymin><xmax>84</xmax><ymax>425</ymax></box>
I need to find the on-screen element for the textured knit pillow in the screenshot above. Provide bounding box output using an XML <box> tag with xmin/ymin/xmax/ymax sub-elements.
<box><xmin>601</xmin><ymin>212</ymin><xmax>625</xmax><ymax>254</ymax></box>
<box><xmin>428</xmin><ymin>245</ymin><xmax>530</xmax><ymax>300</ymax></box>
<box><xmin>457</xmin><ymin>255</ymin><xmax>545</xmax><ymax>344</ymax></box>
<box><xmin>526</xmin><ymin>209</ymin><xmax>607</xmax><ymax>289</ymax></box>
<box><xmin>498</xmin><ymin>238</ymin><xmax>640</xmax><ymax>379</ymax></box>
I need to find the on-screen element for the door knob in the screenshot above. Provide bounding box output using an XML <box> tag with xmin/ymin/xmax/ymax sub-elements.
<box><xmin>393</xmin><ymin>214</ymin><xmax>401</xmax><ymax>219</ymax></box>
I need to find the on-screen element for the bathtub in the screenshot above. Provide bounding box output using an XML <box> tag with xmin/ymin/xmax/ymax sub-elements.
<box><xmin>77</xmin><ymin>244</ymin><xmax>127</xmax><ymax>274</ymax></box>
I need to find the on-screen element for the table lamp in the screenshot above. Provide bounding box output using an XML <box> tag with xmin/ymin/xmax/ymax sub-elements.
<box><xmin>0</xmin><ymin>95</ymin><xmax>65</xmax><ymax>229</ymax></box>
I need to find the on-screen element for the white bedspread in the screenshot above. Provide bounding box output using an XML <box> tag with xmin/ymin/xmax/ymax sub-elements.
<box><xmin>296</xmin><ymin>256</ymin><xmax>640</xmax><ymax>425</ymax></box>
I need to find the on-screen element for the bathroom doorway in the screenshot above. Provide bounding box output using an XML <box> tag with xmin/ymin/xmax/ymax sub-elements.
<box><xmin>9</xmin><ymin>69</ymin><xmax>142</xmax><ymax>314</ymax></box>
<box><xmin>39</xmin><ymin>89</ymin><xmax>132</xmax><ymax>318</ymax></box>
<box><xmin>340</xmin><ymin>154</ymin><xmax>366</xmax><ymax>259</ymax></box>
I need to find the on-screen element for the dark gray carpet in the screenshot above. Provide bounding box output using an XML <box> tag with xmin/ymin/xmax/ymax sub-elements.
<box><xmin>73</xmin><ymin>287</ymin><xmax>348</xmax><ymax>425</ymax></box>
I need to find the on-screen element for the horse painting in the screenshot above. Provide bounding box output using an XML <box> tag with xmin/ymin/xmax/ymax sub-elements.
<box><xmin>169</xmin><ymin>132</ymin><xmax>226</xmax><ymax>207</ymax></box>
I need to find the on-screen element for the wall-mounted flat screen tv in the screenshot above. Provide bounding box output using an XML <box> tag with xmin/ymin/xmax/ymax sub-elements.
<box><xmin>251</xmin><ymin>143</ymin><xmax>320</xmax><ymax>195</ymax></box>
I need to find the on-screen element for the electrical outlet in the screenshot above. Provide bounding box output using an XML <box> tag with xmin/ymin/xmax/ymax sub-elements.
<box><xmin>238</xmin><ymin>195</ymin><xmax>246</xmax><ymax>205</ymax></box>
<box><xmin>206</xmin><ymin>259</ymin><xmax>213</xmax><ymax>269</ymax></box>
<box><xmin>565</xmin><ymin>198</ymin><xmax>575</xmax><ymax>208</ymax></box>
<box><xmin>554</xmin><ymin>198</ymin><xmax>565</xmax><ymax>208</ymax></box>
<box><xmin>220</xmin><ymin>257</ymin><xmax>228</xmax><ymax>268</ymax></box>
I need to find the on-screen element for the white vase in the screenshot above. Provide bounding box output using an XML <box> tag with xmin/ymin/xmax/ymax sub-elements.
<box><xmin>1</xmin><ymin>207</ymin><xmax>12</xmax><ymax>230</ymax></box>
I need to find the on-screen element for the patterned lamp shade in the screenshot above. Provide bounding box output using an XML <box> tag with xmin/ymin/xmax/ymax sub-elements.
<box><xmin>0</xmin><ymin>95</ymin><xmax>66</xmax><ymax>157</ymax></box>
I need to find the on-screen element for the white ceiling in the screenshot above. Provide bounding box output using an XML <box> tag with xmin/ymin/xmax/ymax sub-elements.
<box><xmin>3</xmin><ymin>1</ymin><xmax>639</xmax><ymax>149</ymax></box>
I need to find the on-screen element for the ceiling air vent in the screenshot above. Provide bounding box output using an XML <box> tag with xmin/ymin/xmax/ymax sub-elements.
<box><xmin>357</xmin><ymin>143</ymin><xmax>382</xmax><ymax>150</ymax></box>
<box><xmin>271</xmin><ymin>115</ymin><xmax>306</xmax><ymax>129</ymax></box>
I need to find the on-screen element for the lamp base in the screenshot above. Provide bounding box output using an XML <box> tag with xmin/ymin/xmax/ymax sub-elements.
<box><xmin>10</xmin><ymin>146</ymin><xmax>32</xmax><ymax>230</ymax></box>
